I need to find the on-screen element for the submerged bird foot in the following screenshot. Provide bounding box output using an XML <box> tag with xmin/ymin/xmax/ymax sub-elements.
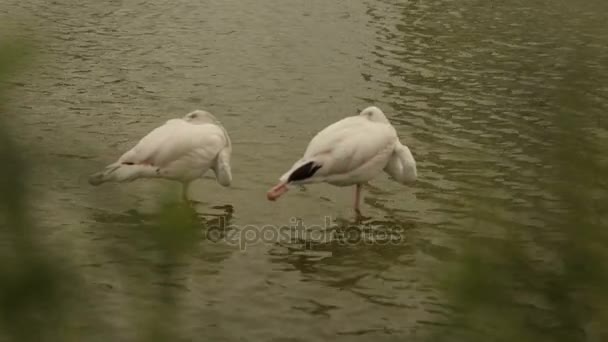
<box><xmin>354</xmin><ymin>209</ymin><xmax>372</xmax><ymax>223</ymax></box>
<box><xmin>186</xmin><ymin>199</ymin><xmax>208</xmax><ymax>209</ymax></box>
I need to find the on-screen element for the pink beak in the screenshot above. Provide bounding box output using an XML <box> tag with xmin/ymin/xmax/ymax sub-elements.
<box><xmin>267</xmin><ymin>182</ymin><xmax>289</xmax><ymax>201</ymax></box>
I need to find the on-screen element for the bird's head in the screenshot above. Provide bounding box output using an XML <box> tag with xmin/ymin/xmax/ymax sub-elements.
<box><xmin>359</xmin><ymin>106</ymin><xmax>389</xmax><ymax>123</ymax></box>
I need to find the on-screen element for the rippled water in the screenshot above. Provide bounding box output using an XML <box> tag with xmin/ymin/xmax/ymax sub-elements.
<box><xmin>3</xmin><ymin>0</ymin><xmax>608</xmax><ymax>340</ymax></box>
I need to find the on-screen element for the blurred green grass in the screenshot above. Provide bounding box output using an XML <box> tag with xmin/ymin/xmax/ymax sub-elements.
<box><xmin>432</xmin><ymin>54</ymin><xmax>608</xmax><ymax>342</ymax></box>
<box><xmin>0</xmin><ymin>38</ymin><xmax>203</xmax><ymax>342</ymax></box>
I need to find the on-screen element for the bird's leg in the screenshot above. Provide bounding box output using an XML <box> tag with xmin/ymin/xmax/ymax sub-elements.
<box><xmin>354</xmin><ymin>184</ymin><xmax>362</xmax><ymax>215</ymax></box>
<box><xmin>182</xmin><ymin>181</ymin><xmax>205</xmax><ymax>206</ymax></box>
<box><xmin>181</xmin><ymin>182</ymin><xmax>190</xmax><ymax>202</ymax></box>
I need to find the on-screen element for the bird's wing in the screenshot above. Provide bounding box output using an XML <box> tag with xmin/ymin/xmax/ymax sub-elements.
<box><xmin>118</xmin><ymin>120</ymin><xmax>227</xmax><ymax>167</ymax></box>
<box><xmin>282</xmin><ymin>117</ymin><xmax>397</xmax><ymax>181</ymax></box>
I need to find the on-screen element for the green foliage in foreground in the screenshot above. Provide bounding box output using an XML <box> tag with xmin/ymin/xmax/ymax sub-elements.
<box><xmin>432</xmin><ymin>60</ymin><xmax>608</xmax><ymax>341</ymax></box>
<box><xmin>0</xmin><ymin>40</ymin><xmax>203</xmax><ymax>342</ymax></box>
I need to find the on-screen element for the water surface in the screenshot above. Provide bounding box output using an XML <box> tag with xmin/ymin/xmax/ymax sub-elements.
<box><xmin>3</xmin><ymin>0</ymin><xmax>608</xmax><ymax>340</ymax></box>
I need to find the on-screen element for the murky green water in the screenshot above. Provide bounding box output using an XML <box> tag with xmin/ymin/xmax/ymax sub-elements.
<box><xmin>2</xmin><ymin>0</ymin><xmax>608</xmax><ymax>340</ymax></box>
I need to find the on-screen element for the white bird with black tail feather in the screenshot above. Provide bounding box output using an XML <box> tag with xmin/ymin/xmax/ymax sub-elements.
<box><xmin>267</xmin><ymin>106</ymin><xmax>416</xmax><ymax>214</ymax></box>
<box><xmin>89</xmin><ymin>110</ymin><xmax>232</xmax><ymax>200</ymax></box>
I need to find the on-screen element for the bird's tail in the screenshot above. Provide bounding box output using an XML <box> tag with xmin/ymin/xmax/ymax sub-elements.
<box><xmin>279</xmin><ymin>159</ymin><xmax>323</xmax><ymax>184</ymax></box>
<box><xmin>88</xmin><ymin>162</ymin><xmax>158</xmax><ymax>186</ymax></box>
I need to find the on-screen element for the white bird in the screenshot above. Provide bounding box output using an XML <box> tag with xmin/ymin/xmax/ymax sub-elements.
<box><xmin>266</xmin><ymin>106</ymin><xmax>416</xmax><ymax>213</ymax></box>
<box><xmin>89</xmin><ymin>110</ymin><xmax>232</xmax><ymax>200</ymax></box>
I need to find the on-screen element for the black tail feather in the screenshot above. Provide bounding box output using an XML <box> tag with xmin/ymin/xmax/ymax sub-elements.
<box><xmin>288</xmin><ymin>161</ymin><xmax>322</xmax><ymax>183</ymax></box>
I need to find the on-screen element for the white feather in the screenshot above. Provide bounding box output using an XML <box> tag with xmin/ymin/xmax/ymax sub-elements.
<box><xmin>89</xmin><ymin>110</ymin><xmax>232</xmax><ymax>187</ymax></box>
<box><xmin>279</xmin><ymin>106</ymin><xmax>416</xmax><ymax>186</ymax></box>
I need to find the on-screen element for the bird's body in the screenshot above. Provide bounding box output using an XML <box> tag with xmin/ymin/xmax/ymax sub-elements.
<box><xmin>267</xmin><ymin>106</ymin><xmax>416</xmax><ymax>213</ymax></box>
<box><xmin>89</xmin><ymin>110</ymin><xmax>232</xmax><ymax>198</ymax></box>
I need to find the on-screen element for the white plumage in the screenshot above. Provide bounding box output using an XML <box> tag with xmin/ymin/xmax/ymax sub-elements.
<box><xmin>89</xmin><ymin>110</ymin><xmax>232</xmax><ymax>199</ymax></box>
<box><xmin>267</xmin><ymin>106</ymin><xmax>416</xmax><ymax>213</ymax></box>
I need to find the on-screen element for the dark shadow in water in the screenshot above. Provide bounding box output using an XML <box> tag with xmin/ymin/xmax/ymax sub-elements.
<box><xmin>269</xmin><ymin>211</ymin><xmax>420</xmax><ymax>292</ymax></box>
<box><xmin>267</xmin><ymin>212</ymin><xmax>453</xmax><ymax>333</ymax></box>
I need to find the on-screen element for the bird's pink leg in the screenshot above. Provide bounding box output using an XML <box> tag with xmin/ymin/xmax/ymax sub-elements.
<box><xmin>181</xmin><ymin>182</ymin><xmax>189</xmax><ymax>202</ymax></box>
<box><xmin>354</xmin><ymin>184</ymin><xmax>362</xmax><ymax>214</ymax></box>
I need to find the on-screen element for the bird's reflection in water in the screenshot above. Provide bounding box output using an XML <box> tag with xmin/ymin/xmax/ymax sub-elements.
<box><xmin>88</xmin><ymin>201</ymin><xmax>235</xmax><ymax>257</ymax></box>
<box><xmin>91</xmin><ymin>202</ymin><xmax>233</xmax><ymax>231</ymax></box>
<box><xmin>269</xmin><ymin>214</ymin><xmax>430</xmax><ymax>314</ymax></box>
<box><xmin>88</xmin><ymin>201</ymin><xmax>237</xmax><ymax>282</ymax></box>
<box><xmin>192</xmin><ymin>203</ymin><xmax>235</xmax><ymax>244</ymax></box>
<box><xmin>191</xmin><ymin>203</ymin><xmax>234</xmax><ymax>228</ymax></box>
<box><xmin>271</xmin><ymin>213</ymin><xmax>416</xmax><ymax>271</ymax></box>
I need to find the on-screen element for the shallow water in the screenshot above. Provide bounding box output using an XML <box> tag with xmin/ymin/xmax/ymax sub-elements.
<box><xmin>3</xmin><ymin>0</ymin><xmax>608</xmax><ymax>340</ymax></box>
